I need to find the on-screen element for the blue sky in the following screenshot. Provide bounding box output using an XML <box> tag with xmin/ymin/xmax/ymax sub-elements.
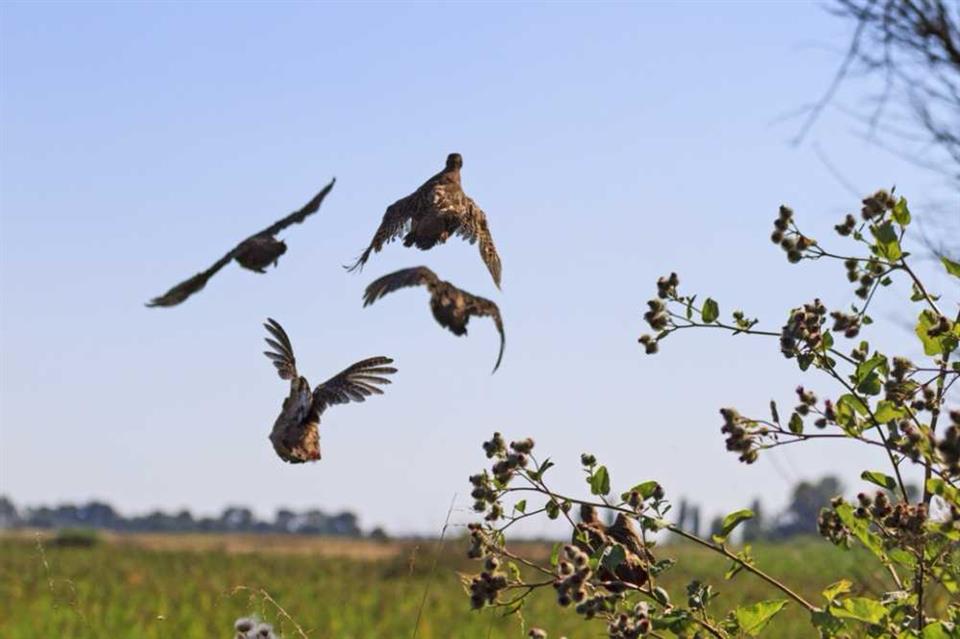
<box><xmin>0</xmin><ymin>2</ymin><xmax>954</xmax><ymax>535</ymax></box>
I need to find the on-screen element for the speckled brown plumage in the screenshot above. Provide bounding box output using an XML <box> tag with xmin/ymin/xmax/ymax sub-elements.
<box><xmin>262</xmin><ymin>318</ymin><xmax>396</xmax><ymax>464</ymax></box>
<box><xmin>346</xmin><ymin>154</ymin><xmax>502</xmax><ymax>288</ymax></box>
<box><xmin>146</xmin><ymin>179</ymin><xmax>335</xmax><ymax>307</ymax></box>
<box><xmin>362</xmin><ymin>266</ymin><xmax>505</xmax><ymax>373</ymax></box>
<box><xmin>574</xmin><ymin>505</ymin><xmax>650</xmax><ymax>588</ymax></box>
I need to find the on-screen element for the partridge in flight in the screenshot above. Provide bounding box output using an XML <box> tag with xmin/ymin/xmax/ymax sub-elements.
<box><xmin>147</xmin><ymin>179</ymin><xmax>335</xmax><ymax>307</ymax></box>
<box><xmin>262</xmin><ymin>318</ymin><xmax>396</xmax><ymax>463</ymax></box>
<box><xmin>362</xmin><ymin>266</ymin><xmax>505</xmax><ymax>373</ymax></box>
<box><xmin>346</xmin><ymin>153</ymin><xmax>502</xmax><ymax>288</ymax></box>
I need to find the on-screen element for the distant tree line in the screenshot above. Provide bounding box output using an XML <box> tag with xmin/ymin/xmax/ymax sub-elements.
<box><xmin>673</xmin><ymin>475</ymin><xmax>920</xmax><ymax>542</ymax></box>
<box><xmin>0</xmin><ymin>495</ymin><xmax>383</xmax><ymax>538</ymax></box>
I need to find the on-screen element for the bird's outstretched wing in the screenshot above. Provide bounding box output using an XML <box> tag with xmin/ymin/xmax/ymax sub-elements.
<box><xmin>464</xmin><ymin>293</ymin><xmax>506</xmax><ymax>373</ymax></box>
<box><xmin>145</xmin><ymin>252</ymin><xmax>235</xmax><ymax>307</ymax></box>
<box><xmin>146</xmin><ymin>180</ymin><xmax>335</xmax><ymax>308</ymax></box>
<box><xmin>256</xmin><ymin>178</ymin><xmax>336</xmax><ymax>238</ymax></box>
<box><xmin>362</xmin><ymin>266</ymin><xmax>440</xmax><ymax>307</ymax></box>
<box><xmin>262</xmin><ymin>318</ymin><xmax>298</xmax><ymax>380</ymax></box>
<box><xmin>345</xmin><ymin>195</ymin><xmax>419</xmax><ymax>273</ymax></box>
<box><xmin>312</xmin><ymin>357</ymin><xmax>397</xmax><ymax>416</ymax></box>
<box><xmin>455</xmin><ymin>198</ymin><xmax>502</xmax><ymax>288</ymax></box>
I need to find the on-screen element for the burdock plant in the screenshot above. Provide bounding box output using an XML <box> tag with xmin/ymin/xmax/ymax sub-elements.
<box><xmin>464</xmin><ymin>191</ymin><xmax>959</xmax><ymax>637</ymax></box>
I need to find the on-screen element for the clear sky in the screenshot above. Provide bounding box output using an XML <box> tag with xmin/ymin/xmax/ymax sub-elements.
<box><xmin>1</xmin><ymin>1</ymin><xmax>955</xmax><ymax>535</ymax></box>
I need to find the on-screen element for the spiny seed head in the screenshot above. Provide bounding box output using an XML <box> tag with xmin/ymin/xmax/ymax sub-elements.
<box><xmin>510</xmin><ymin>437</ymin><xmax>535</xmax><ymax>454</ymax></box>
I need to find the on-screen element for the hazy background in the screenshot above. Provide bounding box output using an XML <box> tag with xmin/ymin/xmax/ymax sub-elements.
<box><xmin>1</xmin><ymin>1</ymin><xmax>954</xmax><ymax>535</ymax></box>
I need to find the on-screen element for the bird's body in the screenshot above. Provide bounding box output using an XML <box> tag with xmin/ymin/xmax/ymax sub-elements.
<box><xmin>262</xmin><ymin>318</ymin><xmax>396</xmax><ymax>464</ymax></box>
<box><xmin>574</xmin><ymin>505</ymin><xmax>650</xmax><ymax>588</ymax></box>
<box><xmin>147</xmin><ymin>179</ymin><xmax>335</xmax><ymax>307</ymax></box>
<box><xmin>347</xmin><ymin>154</ymin><xmax>502</xmax><ymax>288</ymax></box>
<box><xmin>234</xmin><ymin>236</ymin><xmax>288</xmax><ymax>273</ymax></box>
<box><xmin>362</xmin><ymin>266</ymin><xmax>506</xmax><ymax>372</ymax></box>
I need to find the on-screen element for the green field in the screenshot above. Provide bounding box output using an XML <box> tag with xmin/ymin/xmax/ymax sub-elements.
<box><xmin>0</xmin><ymin>533</ymin><xmax>948</xmax><ymax>638</ymax></box>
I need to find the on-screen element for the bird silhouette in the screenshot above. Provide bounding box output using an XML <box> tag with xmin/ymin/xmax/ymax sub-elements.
<box><xmin>147</xmin><ymin>179</ymin><xmax>335</xmax><ymax>307</ymax></box>
<box><xmin>262</xmin><ymin>318</ymin><xmax>396</xmax><ymax>463</ymax></box>
<box><xmin>362</xmin><ymin>266</ymin><xmax>505</xmax><ymax>373</ymax></box>
<box><xmin>346</xmin><ymin>153</ymin><xmax>502</xmax><ymax>288</ymax></box>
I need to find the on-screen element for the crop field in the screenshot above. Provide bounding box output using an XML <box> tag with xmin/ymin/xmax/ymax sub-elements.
<box><xmin>3</xmin><ymin>532</ymin><xmax>948</xmax><ymax>639</ymax></box>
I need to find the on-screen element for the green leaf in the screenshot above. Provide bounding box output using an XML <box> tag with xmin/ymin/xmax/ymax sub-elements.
<box><xmin>927</xmin><ymin>478</ymin><xmax>960</xmax><ymax>505</ymax></box>
<box><xmin>922</xmin><ymin>622</ymin><xmax>956</xmax><ymax>639</ymax></box>
<box><xmin>916</xmin><ymin>310</ymin><xmax>944</xmax><ymax>356</ymax></box>
<box><xmin>811</xmin><ymin>611</ymin><xmax>846</xmax><ymax>635</ymax></box>
<box><xmin>514</xmin><ymin>500</ymin><xmax>526</xmax><ymax>514</ymax></box>
<box><xmin>769</xmin><ymin>400</ymin><xmax>780</xmax><ymax>424</ymax></box>
<box><xmin>702</xmin><ymin>298</ymin><xmax>719</xmax><ymax>323</ymax></box>
<box><xmin>855</xmin><ymin>354</ymin><xmax>887</xmax><ymax>384</ymax></box>
<box><xmin>832</xmin><ymin>597</ymin><xmax>887</xmax><ymax>624</ymax></box>
<box><xmin>712</xmin><ymin>509</ymin><xmax>754</xmax><ymax>543</ymax></box>
<box><xmin>941</xmin><ymin>256</ymin><xmax>960</xmax><ymax>279</ymax></box>
<box><xmin>857</xmin><ymin>373</ymin><xmax>882</xmax><ymax>395</ymax></box>
<box><xmin>652</xmin><ymin>586</ymin><xmax>670</xmax><ymax>607</ymax></box>
<box><xmin>873</xmin><ymin>400</ymin><xmax>905</xmax><ymax>423</ymax></box>
<box><xmin>600</xmin><ymin>544</ymin><xmax>626</xmax><ymax>573</ymax></box>
<box><xmin>623</xmin><ymin>480</ymin><xmax>661</xmax><ymax>501</ymax></box>
<box><xmin>545</xmin><ymin>500</ymin><xmax>559</xmax><ymax>519</ymax></box>
<box><xmin>871</xmin><ymin>221</ymin><xmax>902</xmax><ymax>260</ymax></box>
<box><xmin>733</xmin><ymin>599</ymin><xmax>789</xmax><ymax>636</ymax></box>
<box><xmin>892</xmin><ymin>196</ymin><xmax>911</xmax><ymax>226</ymax></box>
<box><xmin>788</xmin><ymin>412</ymin><xmax>803</xmax><ymax>435</ymax></box>
<box><xmin>838</xmin><ymin>393</ymin><xmax>869</xmax><ymax>416</ymax></box>
<box><xmin>861</xmin><ymin>471</ymin><xmax>897</xmax><ymax>492</ymax></box>
<box><xmin>822</xmin><ymin>579</ymin><xmax>853</xmax><ymax>603</ymax></box>
<box><xmin>835</xmin><ymin>503</ymin><xmax>890</xmax><ymax>563</ymax></box>
<box><xmin>590</xmin><ymin>466</ymin><xmax>610</xmax><ymax>496</ymax></box>
<box><xmin>549</xmin><ymin>542</ymin><xmax>561</xmax><ymax>567</ymax></box>
<box><xmin>532</xmin><ymin>458</ymin><xmax>554</xmax><ymax>480</ymax></box>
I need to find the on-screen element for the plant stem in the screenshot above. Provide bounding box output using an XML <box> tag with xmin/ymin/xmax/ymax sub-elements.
<box><xmin>664</xmin><ymin>524</ymin><xmax>819</xmax><ymax>613</ymax></box>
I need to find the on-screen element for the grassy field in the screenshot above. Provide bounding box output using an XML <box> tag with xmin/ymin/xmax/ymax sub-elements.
<box><xmin>0</xmin><ymin>531</ymin><xmax>948</xmax><ymax>638</ymax></box>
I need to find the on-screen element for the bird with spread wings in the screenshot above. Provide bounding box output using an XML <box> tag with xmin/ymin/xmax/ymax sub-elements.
<box><xmin>262</xmin><ymin>318</ymin><xmax>397</xmax><ymax>463</ymax></box>
<box><xmin>147</xmin><ymin>179</ymin><xmax>336</xmax><ymax>307</ymax></box>
<box><xmin>346</xmin><ymin>153</ymin><xmax>502</xmax><ymax>288</ymax></box>
<box><xmin>362</xmin><ymin>266</ymin><xmax>505</xmax><ymax>373</ymax></box>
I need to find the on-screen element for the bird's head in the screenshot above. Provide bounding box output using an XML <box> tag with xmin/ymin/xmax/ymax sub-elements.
<box><xmin>580</xmin><ymin>503</ymin><xmax>598</xmax><ymax>525</ymax></box>
<box><xmin>445</xmin><ymin>153</ymin><xmax>463</xmax><ymax>170</ymax></box>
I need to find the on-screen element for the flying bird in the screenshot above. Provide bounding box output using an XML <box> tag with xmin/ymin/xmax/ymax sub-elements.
<box><xmin>346</xmin><ymin>153</ymin><xmax>502</xmax><ymax>288</ymax></box>
<box><xmin>362</xmin><ymin>266</ymin><xmax>505</xmax><ymax>372</ymax></box>
<box><xmin>146</xmin><ymin>179</ymin><xmax>336</xmax><ymax>307</ymax></box>
<box><xmin>262</xmin><ymin>318</ymin><xmax>396</xmax><ymax>463</ymax></box>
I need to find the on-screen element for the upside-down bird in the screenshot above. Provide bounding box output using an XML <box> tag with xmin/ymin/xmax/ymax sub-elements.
<box><xmin>146</xmin><ymin>179</ymin><xmax>335</xmax><ymax>307</ymax></box>
<box><xmin>362</xmin><ymin>266</ymin><xmax>505</xmax><ymax>373</ymax></box>
<box><xmin>262</xmin><ymin>318</ymin><xmax>396</xmax><ymax>463</ymax></box>
<box><xmin>346</xmin><ymin>153</ymin><xmax>502</xmax><ymax>288</ymax></box>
